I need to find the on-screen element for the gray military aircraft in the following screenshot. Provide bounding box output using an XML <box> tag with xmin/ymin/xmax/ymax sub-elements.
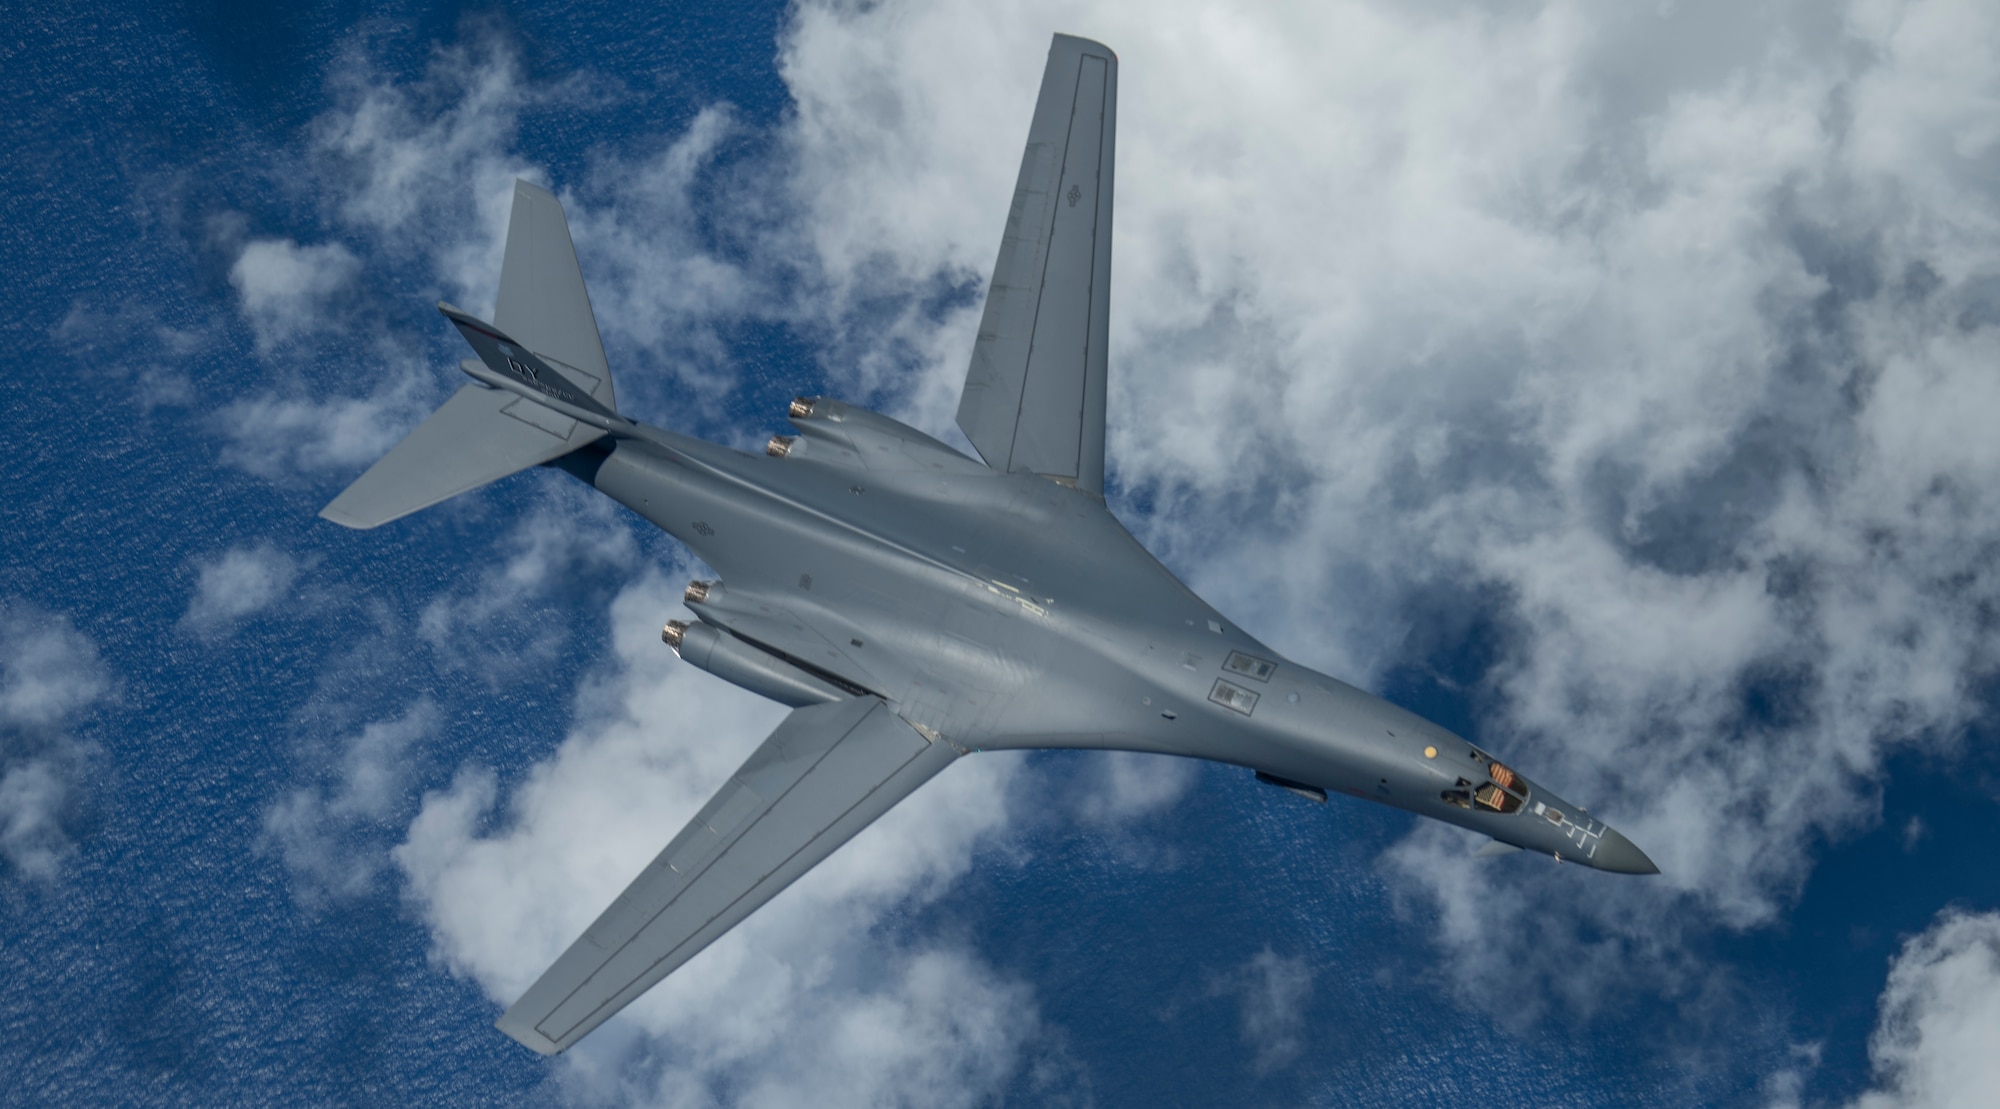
<box><xmin>322</xmin><ymin>33</ymin><xmax>1657</xmax><ymax>1055</ymax></box>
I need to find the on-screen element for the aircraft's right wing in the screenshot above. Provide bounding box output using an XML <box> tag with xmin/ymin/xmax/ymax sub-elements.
<box><xmin>496</xmin><ymin>697</ymin><xmax>957</xmax><ymax>1054</ymax></box>
<box><xmin>956</xmin><ymin>34</ymin><xmax>1117</xmax><ymax>495</ymax></box>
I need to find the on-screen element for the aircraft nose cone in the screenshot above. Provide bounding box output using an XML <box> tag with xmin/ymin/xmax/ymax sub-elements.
<box><xmin>1592</xmin><ymin>826</ymin><xmax>1660</xmax><ymax>875</ymax></box>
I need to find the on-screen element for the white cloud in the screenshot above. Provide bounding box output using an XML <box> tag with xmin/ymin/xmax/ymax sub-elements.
<box><xmin>51</xmin><ymin>298</ymin><xmax>205</xmax><ymax>409</ymax></box>
<box><xmin>182</xmin><ymin>541</ymin><xmax>300</xmax><ymax>634</ymax></box>
<box><xmin>218</xmin><ymin>27</ymin><xmax>768</xmax><ymax>485</ymax></box>
<box><xmin>228</xmin><ymin>237</ymin><xmax>362</xmax><ymax>352</ymax></box>
<box><xmin>416</xmin><ymin>487</ymin><xmax>640</xmax><ymax>674</ymax></box>
<box><xmin>0</xmin><ymin>603</ymin><xmax>112</xmax><ymax>879</ymax></box>
<box><xmin>211</xmin><ymin>33</ymin><xmax>544</xmax><ymax>483</ymax></box>
<box><xmin>0</xmin><ymin>606</ymin><xmax>112</xmax><ymax>730</ymax></box>
<box><xmin>1208</xmin><ymin>947</ymin><xmax>1313</xmax><ymax>1076</ymax></box>
<box><xmin>1073</xmin><ymin>751</ymin><xmax>1197</xmax><ymax>825</ymax></box>
<box><xmin>263</xmin><ymin>699</ymin><xmax>438</xmax><ymax>903</ymax></box>
<box><xmin>766</xmin><ymin>0</ymin><xmax>2000</xmax><ymax>1018</ymax></box>
<box><xmin>213</xmin><ymin>371</ymin><xmax>437</xmax><ymax>480</ymax></box>
<box><xmin>0</xmin><ymin>761</ymin><xmax>74</xmax><ymax>883</ymax></box>
<box><xmin>310</xmin><ymin>31</ymin><xmax>552</xmax><ymax>289</ymax></box>
<box><xmin>1838</xmin><ymin>910</ymin><xmax>2000</xmax><ymax>1109</ymax></box>
<box><xmin>395</xmin><ymin>570</ymin><xmax>1035</xmax><ymax>1105</ymax></box>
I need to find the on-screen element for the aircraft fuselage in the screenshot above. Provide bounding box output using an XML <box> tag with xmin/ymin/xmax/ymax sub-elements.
<box><xmin>558</xmin><ymin>399</ymin><xmax>1656</xmax><ymax>874</ymax></box>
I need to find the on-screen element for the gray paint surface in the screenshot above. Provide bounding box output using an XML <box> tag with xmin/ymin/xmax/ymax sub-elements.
<box><xmin>957</xmin><ymin>35</ymin><xmax>1113</xmax><ymax>493</ymax></box>
<box><xmin>321</xmin><ymin>32</ymin><xmax>1657</xmax><ymax>1057</ymax></box>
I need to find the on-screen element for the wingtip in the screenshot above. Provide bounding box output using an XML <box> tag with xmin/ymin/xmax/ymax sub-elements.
<box><xmin>1052</xmin><ymin>32</ymin><xmax>1117</xmax><ymax>62</ymax></box>
<box><xmin>318</xmin><ymin>503</ymin><xmax>377</xmax><ymax>530</ymax></box>
<box><xmin>495</xmin><ymin>1011</ymin><xmax>565</xmax><ymax>1056</ymax></box>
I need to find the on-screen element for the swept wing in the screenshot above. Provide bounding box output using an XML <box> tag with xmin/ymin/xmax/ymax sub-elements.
<box><xmin>496</xmin><ymin>697</ymin><xmax>958</xmax><ymax>1054</ymax></box>
<box><xmin>956</xmin><ymin>34</ymin><xmax>1117</xmax><ymax>494</ymax></box>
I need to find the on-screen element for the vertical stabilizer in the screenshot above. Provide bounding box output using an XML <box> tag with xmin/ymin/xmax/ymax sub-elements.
<box><xmin>494</xmin><ymin>180</ymin><xmax>616</xmax><ymax>411</ymax></box>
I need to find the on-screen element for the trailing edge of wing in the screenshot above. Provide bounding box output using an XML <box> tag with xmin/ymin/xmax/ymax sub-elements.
<box><xmin>496</xmin><ymin>697</ymin><xmax>957</xmax><ymax>1054</ymax></box>
<box><xmin>956</xmin><ymin>34</ymin><xmax>1116</xmax><ymax>495</ymax></box>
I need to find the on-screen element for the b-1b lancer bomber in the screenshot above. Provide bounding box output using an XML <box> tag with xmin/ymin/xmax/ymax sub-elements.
<box><xmin>322</xmin><ymin>33</ymin><xmax>1658</xmax><ymax>1055</ymax></box>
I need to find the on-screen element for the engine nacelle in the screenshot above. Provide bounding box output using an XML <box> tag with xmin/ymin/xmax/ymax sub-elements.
<box><xmin>662</xmin><ymin>619</ymin><xmax>852</xmax><ymax>708</ymax></box>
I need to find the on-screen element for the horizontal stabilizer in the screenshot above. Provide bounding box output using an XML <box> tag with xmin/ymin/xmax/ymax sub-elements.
<box><xmin>319</xmin><ymin>382</ymin><xmax>603</xmax><ymax>529</ymax></box>
<box><xmin>497</xmin><ymin>697</ymin><xmax>957</xmax><ymax>1054</ymax></box>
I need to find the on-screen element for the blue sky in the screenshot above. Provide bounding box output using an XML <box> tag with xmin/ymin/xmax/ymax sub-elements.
<box><xmin>5</xmin><ymin>1</ymin><xmax>2000</xmax><ymax>1105</ymax></box>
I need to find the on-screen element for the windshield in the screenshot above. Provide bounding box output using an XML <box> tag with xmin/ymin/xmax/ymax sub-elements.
<box><xmin>1443</xmin><ymin>762</ymin><xmax>1529</xmax><ymax>813</ymax></box>
<box><xmin>1473</xmin><ymin>762</ymin><xmax>1527</xmax><ymax>813</ymax></box>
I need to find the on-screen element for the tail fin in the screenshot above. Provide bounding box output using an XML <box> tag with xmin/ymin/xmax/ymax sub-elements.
<box><xmin>491</xmin><ymin>180</ymin><xmax>615</xmax><ymax>412</ymax></box>
<box><xmin>321</xmin><ymin>180</ymin><xmax>616</xmax><ymax>530</ymax></box>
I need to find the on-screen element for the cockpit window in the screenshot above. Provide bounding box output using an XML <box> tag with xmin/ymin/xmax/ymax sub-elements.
<box><xmin>1474</xmin><ymin>783</ymin><xmax>1523</xmax><ymax>813</ymax></box>
<box><xmin>1473</xmin><ymin>762</ymin><xmax>1528</xmax><ymax>814</ymax></box>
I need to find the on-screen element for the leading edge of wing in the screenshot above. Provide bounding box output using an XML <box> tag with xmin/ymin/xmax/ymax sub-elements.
<box><xmin>496</xmin><ymin>697</ymin><xmax>958</xmax><ymax>1055</ymax></box>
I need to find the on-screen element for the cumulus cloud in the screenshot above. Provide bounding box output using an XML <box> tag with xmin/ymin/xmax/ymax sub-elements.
<box><xmin>1207</xmin><ymin>948</ymin><xmax>1313</xmax><ymax>1076</ymax></box>
<box><xmin>227</xmin><ymin>237</ymin><xmax>362</xmax><ymax>352</ymax></box>
<box><xmin>213</xmin><ymin>370</ymin><xmax>436</xmax><ymax>479</ymax></box>
<box><xmin>416</xmin><ymin>487</ymin><xmax>640</xmax><ymax>674</ymax></box>
<box><xmin>211</xmin><ymin>34</ymin><xmax>542</xmax><ymax>482</ymax></box>
<box><xmin>1765</xmin><ymin>910</ymin><xmax>2000</xmax><ymax>1109</ymax></box>
<box><xmin>262</xmin><ymin>699</ymin><xmax>438</xmax><ymax>903</ymax></box>
<box><xmin>217</xmin><ymin>27</ymin><xmax>772</xmax><ymax>483</ymax></box>
<box><xmin>181</xmin><ymin>541</ymin><xmax>300</xmax><ymax>635</ymax></box>
<box><xmin>0</xmin><ymin>602</ymin><xmax>112</xmax><ymax>879</ymax></box>
<box><xmin>764</xmin><ymin>0</ymin><xmax>2000</xmax><ymax>1020</ymax></box>
<box><xmin>51</xmin><ymin>297</ymin><xmax>205</xmax><ymax>409</ymax></box>
<box><xmin>1071</xmin><ymin>751</ymin><xmax>1198</xmax><ymax>826</ymax></box>
<box><xmin>395</xmin><ymin>570</ymin><xmax>1037</xmax><ymax>1104</ymax></box>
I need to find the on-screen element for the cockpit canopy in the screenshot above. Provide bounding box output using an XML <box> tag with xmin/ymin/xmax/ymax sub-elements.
<box><xmin>1441</xmin><ymin>761</ymin><xmax>1528</xmax><ymax>814</ymax></box>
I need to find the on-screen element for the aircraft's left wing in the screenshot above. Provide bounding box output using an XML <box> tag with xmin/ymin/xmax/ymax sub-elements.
<box><xmin>956</xmin><ymin>34</ymin><xmax>1116</xmax><ymax>495</ymax></box>
<box><xmin>496</xmin><ymin>697</ymin><xmax>957</xmax><ymax>1054</ymax></box>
